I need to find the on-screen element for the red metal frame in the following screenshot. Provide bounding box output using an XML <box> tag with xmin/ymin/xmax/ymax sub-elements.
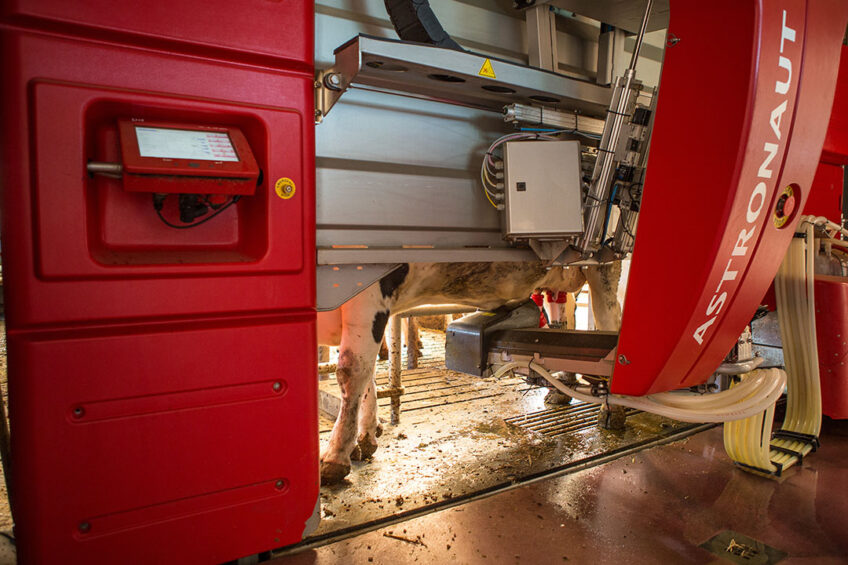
<box><xmin>613</xmin><ymin>0</ymin><xmax>848</xmax><ymax>395</ymax></box>
<box><xmin>0</xmin><ymin>2</ymin><xmax>317</xmax><ymax>563</ymax></box>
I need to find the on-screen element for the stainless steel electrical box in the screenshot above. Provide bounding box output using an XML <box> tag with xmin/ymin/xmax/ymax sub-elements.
<box><xmin>503</xmin><ymin>140</ymin><xmax>584</xmax><ymax>239</ymax></box>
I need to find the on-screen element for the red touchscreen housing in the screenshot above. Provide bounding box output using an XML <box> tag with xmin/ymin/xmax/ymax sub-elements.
<box><xmin>118</xmin><ymin>119</ymin><xmax>260</xmax><ymax>195</ymax></box>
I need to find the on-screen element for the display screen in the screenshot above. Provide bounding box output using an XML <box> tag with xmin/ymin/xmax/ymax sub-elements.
<box><xmin>134</xmin><ymin>126</ymin><xmax>239</xmax><ymax>162</ymax></box>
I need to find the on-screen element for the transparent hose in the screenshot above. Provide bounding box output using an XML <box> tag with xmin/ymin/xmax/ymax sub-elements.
<box><xmin>492</xmin><ymin>360</ymin><xmax>786</xmax><ymax>423</ymax></box>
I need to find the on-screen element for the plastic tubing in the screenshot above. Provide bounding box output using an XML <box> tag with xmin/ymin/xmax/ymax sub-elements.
<box><xmin>723</xmin><ymin>220</ymin><xmax>824</xmax><ymax>475</ymax></box>
<box><xmin>757</xmin><ymin>220</ymin><xmax>823</xmax><ymax>473</ymax></box>
<box><xmin>803</xmin><ymin>221</ymin><xmax>822</xmax><ymax>435</ymax></box>
<box><xmin>492</xmin><ymin>360</ymin><xmax>787</xmax><ymax>423</ymax></box>
<box><xmin>559</xmin><ymin>371</ymin><xmax>785</xmax><ymax>423</ymax></box>
<box><xmin>802</xmin><ymin>215</ymin><xmax>848</xmax><ymax>239</ymax></box>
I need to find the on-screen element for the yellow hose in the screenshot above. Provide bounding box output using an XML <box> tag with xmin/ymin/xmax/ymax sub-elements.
<box><xmin>724</xmin><ymin>218</ymin><xmax>822</xmax><ymax>476</ymax></box>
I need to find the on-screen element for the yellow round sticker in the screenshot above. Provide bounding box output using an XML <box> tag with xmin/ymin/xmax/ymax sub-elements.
<box><xmin>275</xmin><ymin>177</ymin><xmax>296</xmax><ymax>200</ymax></box>
<box><xmin>772</xmin><ymin>185</ymin><xmax>796</xmax><ymax>229</ymax></box>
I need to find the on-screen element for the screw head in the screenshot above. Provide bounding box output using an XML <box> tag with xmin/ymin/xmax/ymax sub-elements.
<box><xmin>272</xmin><ymin>382</ymin><xmax>282</xmax><ymax>392</ymax></box>
<box><xmin>282</xmin><ymin>184</ymin><xmax>293</xmax><ymax>194</ymax></box>
<box><xmin>72</xmin><ymin>407</ymin><xmax>84</xmax><ymax>418</ymax></box>
<box><xmin>667</xmin><ymin>33</ymin><xmax>680</xmax><ymax>47</ymax></box>
<box><xmin>78</xmin><ymin>521</ymin><xmax>90</xmax><ymax>533</ymax></box>
<box><xmin>275</xmin><ymin>479</ymin><xmax>288</xmax><ymax>491</ymax></box>
<box><xmin>618</xmin><ymin>354</ymin><xmax>631</xmax><ymax>365</ymax></box>
<box><xmin>325</xmin><ymin>73</ymin><xmax>342</xmax><ymax>89</ymax></box>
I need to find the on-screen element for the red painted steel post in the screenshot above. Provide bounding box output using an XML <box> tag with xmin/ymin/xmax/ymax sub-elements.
<box><xmin>0</xmin><ymin>2</ymin><xmax>318</xmax><ymax>563</ymax></box>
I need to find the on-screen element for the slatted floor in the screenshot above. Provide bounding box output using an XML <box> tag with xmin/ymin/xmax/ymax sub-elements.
<box><xmin>319</xmin><ymin>327</ymin><xmax>528</xmax><ymax>432</ymax></box>
<box><xmin>314</xmin><ymin>324</ymin><xmax>702</xmax><ymax>541</ymax></box>
<box><xmin>505</xmin><ymin>403</ymin><xmax>640</xmax><ymax>438</ymax></box>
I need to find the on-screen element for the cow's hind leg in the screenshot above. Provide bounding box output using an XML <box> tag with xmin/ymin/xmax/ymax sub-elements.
<box><xmin>563</xmin><ymin>292</ymin><xmax>577</xmax><ymax>329</ymax></box>
<box><xmin>543</xmin><ymin>291</ymin><xmax>576</xmax><ymax>405</ymax></box>
<box><xmin>584</xmin><ymin>261</ymin><xmax>622</xmax><ymax>331</ymax></box>
<box><xmin>321</xmin><ymin>286</ymin><xmax>388</xmax><ymax>484</ymax></box>
<box><xmin>350</xmin><ymin>377</ymin><xmax>379</xmax><ymax>461</ymax></box>
<box><xmin>584</xmin><ymin>262</ymin><xmax>627</xmax><ymax>426</ymax></box>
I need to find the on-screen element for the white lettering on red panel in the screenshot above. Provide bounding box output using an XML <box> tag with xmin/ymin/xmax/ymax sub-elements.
<box><xmin>692</xmin><ymin>10</ymin><xmax>795</xmax><ymax>345</ymax></box>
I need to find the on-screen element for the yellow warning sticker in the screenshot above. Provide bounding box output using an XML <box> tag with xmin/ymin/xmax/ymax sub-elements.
<box><xmin>275</xmin><ymin>177</ymin><xmax>296</xmax><ymax>200</ymax></box>
<box><xmin>478</xmin><ymin>58</ymin><xmax>496</xmax><ymax>79</ymax></box>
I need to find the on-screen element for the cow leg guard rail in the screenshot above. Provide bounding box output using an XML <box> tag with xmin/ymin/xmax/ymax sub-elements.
<box><xmin>725</xmin><ymin>221</ymin><xmax>822</xmax><ymax>476</ymax></box>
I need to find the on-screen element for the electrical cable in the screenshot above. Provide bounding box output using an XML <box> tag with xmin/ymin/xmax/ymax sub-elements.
<box><xmin>518</xmin><ymin>127</ymin><xmax>603</xmax><ymax>140</ymax></box>
<box><xmin>479</xmin><ymin>128</ymin><xmax>601</xmax><ymax>210</ymax></box>
<box><xmin>479</xmin><ymin>162</ymin><xmax>499</xmax><ymax>209</ymax></box>
<box><xmin>155</xmin><ymin>195</ymin><xmax>241</xmax><ymax>229</ymax></box>
<box><xmin>479</xmin><ymin>157</ymin><xmax>501</xmax><ymax>209</ymax></box>
<box><xmin>482</xmin><ymin>164</ymin><xmax>498</xmax><ymax>189</ymax></box>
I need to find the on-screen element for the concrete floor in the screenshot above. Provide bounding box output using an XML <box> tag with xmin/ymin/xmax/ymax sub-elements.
<box><xmin>271</xmin><ymin>419</ymin><xmax>848</xmax><ymax>564</ymax></box>
<box><xmin>314</xmin><ymin>330</ymin><xmax>698</xmax><ymax>540</ymax></box>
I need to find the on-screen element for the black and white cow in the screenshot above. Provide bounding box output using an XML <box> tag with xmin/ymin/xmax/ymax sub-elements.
<box><xmin>316</xmin><ymin>261</ymin><xmax>622</xmax><ymax>484</ymax></box>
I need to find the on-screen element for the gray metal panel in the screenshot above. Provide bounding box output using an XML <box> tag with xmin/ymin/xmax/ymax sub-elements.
<box><xmin>315</xmin><ymin>0</ymin><xmax>667</xmax><ymax>263</ymax></box>
<box><xmin>317</xmin><ymin>229</ymin><xmax>504</xmax><ymax>250</ymax></box>
<box><xmin>540</xmin><ymin>0</ymin><xmax>670</xmax><ymax>34</ymax></box>
<box><xmin>315</xmin><ymin>86</ymin><xmax>509</xmax><ymax>251</ymax></box>
<box><xmin>318</xmin><ymin>247</ymin><xmax>538</xmax><ymax>265</ymax></box>
<box><xmin>316</xmin><ymin>263</ymin><xmax>399</xmax><ymax>311</ymax></box>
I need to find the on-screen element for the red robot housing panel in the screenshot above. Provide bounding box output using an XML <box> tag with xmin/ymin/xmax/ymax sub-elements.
<box><xmin>614</xmin><ymin>0</ymin><xmax>848</xmax><ymax>395</ymax></box>
<box><xmin>1</xmin><ymin>2</ymin><xmax>318</xmax><ymax>563</ymax></box>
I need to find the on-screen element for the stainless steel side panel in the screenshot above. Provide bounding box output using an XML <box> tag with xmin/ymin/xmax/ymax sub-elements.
<box><xmin>315</xmin><ymin>1</ymin><xmax>666</xmax><ymax>262</ymax></box>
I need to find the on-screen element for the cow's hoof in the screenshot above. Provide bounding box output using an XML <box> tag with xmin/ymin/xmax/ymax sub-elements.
<box><xmin>320</xmin><ymin>461</ymin><xmax>351</xmax><ymax>485</ymax></box>
<box><xmin>376</xmin><ymin>422</ymin><xmax>384</xmax><ymax>438</ymax></box>
<box><xmin>598</xmin><ymin>404</ymin><xmax>627</xmax><ymax>430</ymax></box>
<box><xmin>544</xmin><ymin>388</ymin><xmax>573</xmax><ymax>406</ymax></box>
<box><xmin>350</xmin><ymin>436</ymin><xmax>378</xmax><ymax>461</ymax></box>
<box><xmin>358</xmin><ymin>436</ymin><xmax>379</xmax><ymax>459</ymax></box>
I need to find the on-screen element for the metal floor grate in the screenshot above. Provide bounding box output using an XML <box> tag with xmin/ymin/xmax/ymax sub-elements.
<box><xmin>700</xmin><ymin>530</ymin><xmax>787</xmax><ymax>564</ymax></box>
<box><xmin>504</xmin><ymin>403</ymin><xmax>640</xmax><ymax>438</ymax></box>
